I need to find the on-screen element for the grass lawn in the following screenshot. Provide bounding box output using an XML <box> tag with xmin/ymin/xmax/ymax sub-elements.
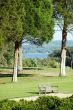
<box><xmin>0</xmin><ymin>67</ymin><xmax>73</xmax><ymax>100</ymax></box>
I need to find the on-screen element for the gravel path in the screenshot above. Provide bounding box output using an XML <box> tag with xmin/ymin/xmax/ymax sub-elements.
<box><xmin>11</xmin><ymin>93</ymin><xmax>72</xmax><ymax>101</ymax></box>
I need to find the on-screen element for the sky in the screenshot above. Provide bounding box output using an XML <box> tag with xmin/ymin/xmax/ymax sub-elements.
<box><xmin>53</xmin><ymin>31</ymin><xmax>73</xmax><ymax>41</ymax></box>
<box><xmin>53</xmin><ymin>25</ymin><xmax>73</xmax><ymax>41</ymax></box>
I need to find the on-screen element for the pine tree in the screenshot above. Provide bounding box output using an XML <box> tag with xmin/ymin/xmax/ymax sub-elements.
<box><xmin>53</xmin><ymin>0</ymin><xmax>73</xmax><ymax>76</ymax></box>
<box><xmin>0</xmin><ymin>0</ymin><xmax>54</xmax><ymax>82</ymax></box>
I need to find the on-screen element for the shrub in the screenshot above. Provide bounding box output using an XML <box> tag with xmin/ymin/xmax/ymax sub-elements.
<box><xmin>47</xmin><ymin>57</ymin><xmax>60</xmax><ymax>68</ymax></box>
<box><xmin>23</xmin><ymin>59</ymin><xmax>38</xmax><ymax>67</ymax></box>
<box><xmin>56</xmin><ymin>98</ymin><xmax>72</xmax><ymax>110</ymax></box>
<box><xmin>0</xmin><ymin>99</ymin><xmax>17</xmax><ymax>110</ymax></box>
<box><xmin>23</xmin><ymin>58</ymin><xmax>60</xmax><ymax>68</ymax></box>
<box><xmin>13</xmin><ymin>100</ymin><xmax>39</xmax><ymax>110</ymax></box>
<box><xmin>36</xmin><ymin>96</ymin><xmax>62</xmax><ymax>110</ymax></box>
<box><xmin>0</xmin><ymin>96</ymin><xmax>73</xmax><ymax>110</ymax></box>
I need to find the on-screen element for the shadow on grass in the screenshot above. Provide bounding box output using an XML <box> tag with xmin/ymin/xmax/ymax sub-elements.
<box><xmin>27</xmin><ymin>92</ymin><xmax>39</xmax><ymax>95</ymax></box>
<box><xmin>0</xmin><ymin>67</ymin><xmax>13</xmax><ymax>69</ymax></box>
<box><xmin>0</xmin><ymin>67</ymin><xmax>43</xmax><ymax>71</ymax></box>
<box><xmin>0</xmin><ymin>73</ymin><xmax>34</xmax><ymax>78</ymax></box>
<box><xmin>23</xmin><ymin>67</ymin><xmax>43</xmax><ymax>70</ymax></box>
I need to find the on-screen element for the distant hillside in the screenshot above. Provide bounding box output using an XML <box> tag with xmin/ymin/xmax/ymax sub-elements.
<box><xmin>22</xmin><ymin>40</ymin><xmax>73</xmax><ymax>58</ymax></box>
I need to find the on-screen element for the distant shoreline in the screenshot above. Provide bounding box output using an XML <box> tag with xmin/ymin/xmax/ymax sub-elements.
<box><xmin>23</xmin><ymin>40</ymin><xmax>73</xmax><ymax>58</ymax></box>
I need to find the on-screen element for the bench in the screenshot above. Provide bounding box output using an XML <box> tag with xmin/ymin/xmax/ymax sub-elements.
<box><xmin>38</xmin><ymin>84</ymin><xmax>58</xmax><ymax>94</ymax></box>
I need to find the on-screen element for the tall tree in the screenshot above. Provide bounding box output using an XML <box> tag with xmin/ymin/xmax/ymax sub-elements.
<box><xmin>53</xmin><ymin>0</ymin><xmax>73</xmax><ymax>76</ymax></box>
<box><xmin>0</xmin><ymin>0</ymin><xmax>54</xmax><ymax>82</ymax></box>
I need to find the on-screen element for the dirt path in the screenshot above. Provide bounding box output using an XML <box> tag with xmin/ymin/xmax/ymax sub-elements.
<box><xmin>11</xmin><ymin>93</ymin><xmax>72</xmax><ymax>101</ymax></box>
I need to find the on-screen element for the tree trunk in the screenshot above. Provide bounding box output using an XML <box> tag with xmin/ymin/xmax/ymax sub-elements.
<box><xmin>59</xmin><ymin>20</ymin><xmax>67</xmax><ymax>76</ymax></box>
<box><xmin>18</xmin><ymin>44</ymin><xmax>23</xmax><ymax>71</ymax></box>
<box><xmin>60</xmin><ymin>48</ymin><xmax>66</xmax><ymax>76</ymax></box>
<box><xmin>13</xmin><ymin>41</ymin><xmax>19</xmax><ymax>82</ymax></box>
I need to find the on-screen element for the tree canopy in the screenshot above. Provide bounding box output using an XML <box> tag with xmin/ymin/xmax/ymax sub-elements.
<box><xmin>21</xmin><ymin>0</ymin><xmax>54</xmax><ymax>45</ymax></box>
<box><xmin>0</xmin><ymin>0</ymin><xmax>54</xmax><ymax>44</ymax></box>
<box><xmin>0</xmin><ymin>0</ymin><xmax>26</xmax><ymax>43</ymax></box>
<box><xmin>53</xmin><ymin>0</ymin><xmax>73</xmax><ymax>30</ymax></box>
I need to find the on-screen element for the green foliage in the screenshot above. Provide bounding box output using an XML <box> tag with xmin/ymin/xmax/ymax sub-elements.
<box><xmin>54</xmin><ymin>0</ymin><xmax>73</xmax><ymax>24</ymax></box>
<box><xmin>13</xmin><ymin>101</ymin><xmax>39</xmax><ymax>110</ymax></box>
<box><xmin>0</xmin><ymin>41</ymin><xmax>14</xmax><ymax>67</ymax></box>
<box><xmin>0</xmin><ymin>0</ymin><xmax>54</xmax><ymax>44</ymax></box>
<box><xmin>4</xmin><ymin>0</ymin><xmax>25</xmax><ymax>42</ymax></box>
<box><xmin>36</xmin><ymin>96</ymin><xmax>62</xmax><ymax>110</ymax></box>
<box><xmin>23</xmin><ymin>57</ymin><xmax>60</xmax><ymax>68</ymax></box>
<box><xmin>0</xmin><ymin>0</ymin><xmax>25</xmax><ymax>43</ymax></box>
<box><xmin>23</xmin><ymin>59</ymin><xmax>37</xmax><ymax>67</ymax></box>
<box><xmin>0</xmin><ymin>96</ymin><xmax>73</xmax><ymax>110</ymax></box>
<box><xmin>47</xmin><ymin>57</ymin><xmax>60</xmax><ymax>68</ymax></box>
<box><xmin>0</xmin><ymin>99</ymin><xmax>17</xmax><ymax>110</ymax></box>
<box><xmin>23</xmin><ymin>0</ymin><xmax>54</xmax><ymax>44</ymax></box>
<box><xmin>56</xmin><ymin>97</ymin><xmax>73</xmax><ymax>110</ymax></box>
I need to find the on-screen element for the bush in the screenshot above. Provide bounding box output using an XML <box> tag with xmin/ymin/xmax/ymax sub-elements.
<box><xmin>12</xmin><ymin>100</ymin><xmax>39</xmax><ymax>110</ymax></box>
<box><xmin>23</xmin><ymin>58</ymin><xmax>60</xmax><ymax>68</ymax></box>
<box><xmin>47</xmin><ymin>57</ymin><xmax>60</xmax><ymax>68</ymax></box>
<box><xmin>0</xmin><ymin>96</ymin><xmax>73</xmax><ymax>110</ymax></box>
<box><xmin>23</xmin><ymin>59</ymin><xmax>38</xmax><ymax>67</ymax></box>
<box><xmin>56</xmin><ymin>98</ymin><xmax>72</xmax><ymax>110</ymax></box>
<box><xmin>36</xmin><ymin>96</ymin><xmax>62</xmax><ymax>110</ymax></box>
<box><xmin>0</xmin><ymin>99</ymin><xmax>17</xmax><ymax>110</ymax></box>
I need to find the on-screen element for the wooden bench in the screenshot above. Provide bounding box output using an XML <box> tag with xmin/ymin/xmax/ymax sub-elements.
<box><xmin>38</xmin><ymin>84</ymin><xmax>58</xmax><ymax>94</ymax></box>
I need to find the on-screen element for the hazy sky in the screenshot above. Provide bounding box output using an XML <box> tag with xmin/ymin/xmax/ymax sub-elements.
<box><xmin>53</xmin><ymin>25</ymin><xmax>73</xmax><ymax>41</ymax></box>
<box><xmin>53</xmin><ymin>31</ymin><xmax>73</xmax><ymax>41</ymax></box>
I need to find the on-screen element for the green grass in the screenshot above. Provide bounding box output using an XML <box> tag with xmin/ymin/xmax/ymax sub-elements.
<box><xmin>0</xmin><ymin>67</ymin><xmax>73</xmax><ymax>100</ymax></box>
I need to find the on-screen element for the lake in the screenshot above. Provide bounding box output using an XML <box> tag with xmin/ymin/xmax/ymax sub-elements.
<box><xmin>22</xmin><ymin>40</ymin><xmax>73</xmax><ymax>58</ymax></box>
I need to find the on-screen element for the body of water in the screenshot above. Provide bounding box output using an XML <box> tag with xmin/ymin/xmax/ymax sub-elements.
<box><xmin>22</xmin><ymin>40</ymin><xmax>73</xmax><ymax>58</ymax></box>
<box><xmin>24</xmin><ymin>53</ymin><xmax>49</xmax><ymax>58</ymax></box>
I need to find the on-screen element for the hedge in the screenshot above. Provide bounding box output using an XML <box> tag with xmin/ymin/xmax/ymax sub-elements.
<box><xmin>0</xmin><ymin>96</ymin><xmax>73</xmax><ymax>110</ymax></box>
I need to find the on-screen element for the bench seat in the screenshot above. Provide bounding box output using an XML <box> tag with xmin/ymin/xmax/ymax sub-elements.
<box><xmin>38</xmin><ymin>84</ymin><xmax>58</xmax><ymax>94</ymax></box>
